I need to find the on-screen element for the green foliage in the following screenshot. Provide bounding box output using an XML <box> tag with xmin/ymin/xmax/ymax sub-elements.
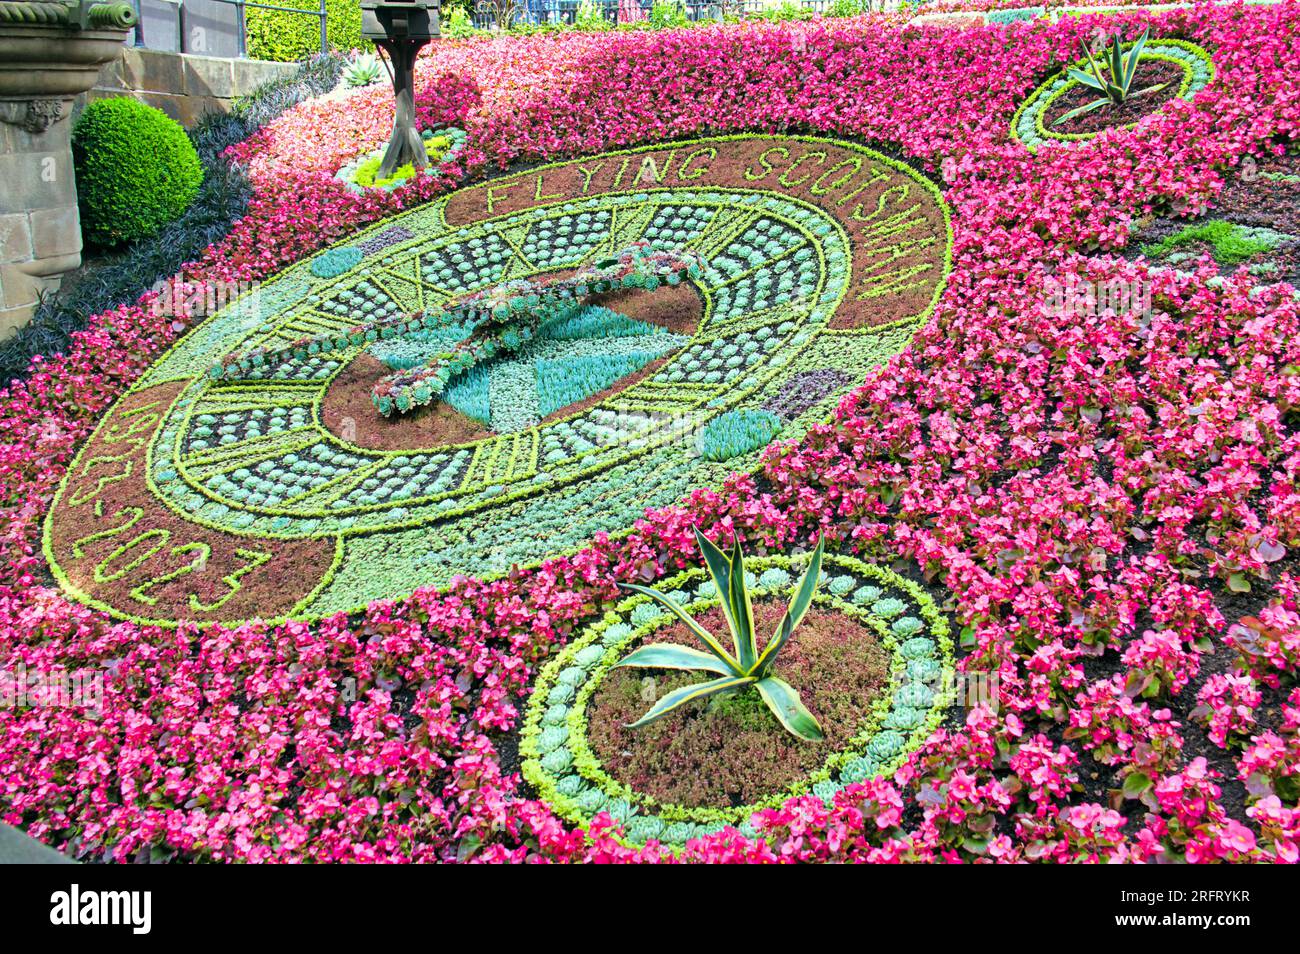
<box><xmin>649</xmin><ymin>0</ymin><xmax>690</xmax><ymax>29</ymax></box>
<box><xmin>750</xmin><ymin>0</ymin><xmax>813</xmax><ymax>23</ymax></box>
<box><xmin>1141</xmin><ymin>219</ymin><xmax>1287</xmax><ymax>266</ymax></box>
<box><xmin>246</xmin><ymin>0</ymin><xmax>366</xmax><ymax>62</ymax></box>
<box><xmin>829</xmin><ymin>0</ymin><xmax>869</xmax><ymax>15</ymax></box>
<box><xmin>354</xmin><ymin>155</ymin><xmax>416</xmax><ymax>189</ymax></box>
<box><xmin>575</xmin><ymin>0</ymin><xmax>613</xmax><ymax>30</ymax></box>
<box><xmin>536</xmin><ymin>352</ymin><xmax>660</xmax><ymax>417</ymax></box>
<box><xmin>615</xmin><ymin>531</ymin><xmax>827</xmax><ymax>742</ymax></box>
<box><xmin>342</xmin><ymin>52</ymin><xmax>382</xmax><ymax>87</ymax></box>
<box><xmin>445</xmin><ymin>365</ymin><xmax>492</xmax><ymax>424</ymax></box>
<box><xmin>443</xmin><ymin>6</ymin><xmax>479</xmax><ymax>38</ymax></box>
<box><xmin>1054</xmin><ymin>28</ymin><xmax>1167</xmax><ymax>126</ymax></box>
<box><xmin>697</xmin><ymin>408</ymin><xmax>783</xmax><ymax>462</ymax></box>
<box><xmin>71</xmin><ymin>98</ymin><xmax>203</xmax><ymax>248</ymax></box>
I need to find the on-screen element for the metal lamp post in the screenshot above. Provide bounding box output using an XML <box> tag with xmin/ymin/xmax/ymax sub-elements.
<box><xmin>360</xmin><ymin>0</ymin><xmax>440</xmax><ymax>181</ymax></box>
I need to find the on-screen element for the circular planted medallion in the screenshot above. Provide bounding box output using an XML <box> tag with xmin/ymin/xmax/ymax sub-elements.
<box><xmin>520</xmin><ymin>553</ymin><xmax>954</xmax><ymax>847</ymax></box>
<box><xmin>43</xmin><ymin>135</ymin><xmax>952</xmax><ymax>625</ymax></box>
<box><xmin>1012</xmin><ymin>40</ymin><xmax>1214</xmax><ymax>152</ymax></box>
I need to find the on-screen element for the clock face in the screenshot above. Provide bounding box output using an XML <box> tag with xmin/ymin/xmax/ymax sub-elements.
<box><xmin>44</xmin><ymin>134</ymin><xmax>952</xmax><ymax>626</ymax></box>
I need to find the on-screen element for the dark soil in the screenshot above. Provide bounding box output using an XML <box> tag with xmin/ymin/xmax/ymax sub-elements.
<box><xmin>1044</xmin><ymin>60</ymin><xmax>1184</xmax><ymax>136</ymax></box>
<box><xmin>1212</xmin><ymin>150</ymin><xmax>1300</xmax><ymax>234</ymax></box>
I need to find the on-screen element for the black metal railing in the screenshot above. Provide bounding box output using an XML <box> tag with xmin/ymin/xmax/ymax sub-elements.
<box><xmin>129</xmin><ymin>0</ymin><xmax>329</xmax><ymax>57</ymax></box>
<box><xmin>468</xmin><ymin>0</ymin><xmax>874</xmax><ymax>29</ymax></box>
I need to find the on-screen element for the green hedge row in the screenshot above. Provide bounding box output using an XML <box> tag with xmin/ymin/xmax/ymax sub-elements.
<box><xmin>246</xmin><ymin>0</ymin><xmax>368</xmax><ymax>61</ymax></box>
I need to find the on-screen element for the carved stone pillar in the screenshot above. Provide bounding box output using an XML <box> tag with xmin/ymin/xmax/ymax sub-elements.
<box><xmin>0</xmin><ymin>2</ymin><xmax>135</xmax><ymax>340</ymax></box>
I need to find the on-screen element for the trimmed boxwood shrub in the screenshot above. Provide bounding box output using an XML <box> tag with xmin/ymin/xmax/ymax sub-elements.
<box><xmin>72</xmin><ymin>98</ymin><xmax>203</xmax><ymax>248</ymax></box>
<box><xmin>246</xmin><ymin>0</ymin><xmax>366</xmax><ymax>62</ymax></box>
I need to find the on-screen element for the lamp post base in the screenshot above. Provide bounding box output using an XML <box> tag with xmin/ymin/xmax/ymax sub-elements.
<box><xmin>374</xmin><ymin>37</ymin><xmax>430</xmax><ymax>181</ymax></box>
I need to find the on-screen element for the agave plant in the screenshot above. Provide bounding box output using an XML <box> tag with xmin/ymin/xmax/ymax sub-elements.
<box><xmin>615</xmin><ymin>530</ymin><xmax>826</xmax><ymax>741</ymax></box>
<box><xmin>343</xmin><ymin>53</ymin><xmax>383</xmax><ymax>89</ymax></box>
<box><xmin>1053</xmin><ymin>29</ymin><xmax>1167</xmax><ymax>127</ymax></box>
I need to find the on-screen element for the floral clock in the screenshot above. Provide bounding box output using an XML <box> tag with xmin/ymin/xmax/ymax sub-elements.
<box><xmin>520</xmin><ymin>552</ymin><xmax>955</xmax><ymax>848</ymax></box>
<box><xmin>43</xmin><ymin>134</ymin><xmax>952</xmax><ymax>626</ymax></box>
<box><xmin>1012</xmin><ymin>39</ymin><xmax>1214</xmax><ymax>152</ymax></box>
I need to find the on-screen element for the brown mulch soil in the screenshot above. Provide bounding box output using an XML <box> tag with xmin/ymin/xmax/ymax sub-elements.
<box><xmin>44</xmin><ymin>381</ymin><xmax>334</xmax><ymax>623</ymax></box>
<box><xmin>586</xmin><ymin>600</ymin><xmax>892</xmax><ymax>809</ymax></box>
<box><xmin>1044</xmin><ymin>59</ymin><xmax>1184</xmax><ymax>136</ymax></box>
<box><xmin>1210</xmin><ymin>150</ymin><xmax>1300</xmax><ymax>234</ymax></box>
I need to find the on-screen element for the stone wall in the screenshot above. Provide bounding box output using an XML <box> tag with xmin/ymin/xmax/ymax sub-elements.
<box><xmin>75</xmin><ymin>46</ymin><xmax>299</xmax><ymax>128</ymax></box>
<box><xmin>0</xmin><ymin>105</ymin><xmax>81</xmax><ymax>340</ymax></box>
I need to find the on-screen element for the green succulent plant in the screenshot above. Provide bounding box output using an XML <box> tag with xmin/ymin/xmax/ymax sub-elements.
<box><xmin>1053</xmin><ymin>29</ymin><xmax>1168</xmax><ymax>127</ymax></box>
<box><xmin>343</xmin><ymin>52</ymin><xmax>383</xmax><ymax>88</ymax></box>
<box><xmin>615</xmin><ymin>529</ymin><xmax>826</xmax><ymax>742</ymax></box>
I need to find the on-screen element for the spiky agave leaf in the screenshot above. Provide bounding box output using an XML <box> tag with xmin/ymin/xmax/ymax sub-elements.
<box><xmin>625</xmin><ymin>675</ymin><xmax>754</xmax><ymax>728</ymax></box>
<box><xmin>756</xmin><ymin>676</ymin><xmax>824</xmax><ymax>742</ymax></box>
<box><xmin>1127</xmin><ymin>82</ymin><xmax>1169</xmax><ymax>100</ymax></box>
<box><xmin>1108</xmin><ymin>33</ymin><xmax>1127</xmax><ymax>94</ymax></box>
<box><xmin>618</xmin><ymin>583</ymin><xmax>740</xmax><ymax>671</ymax></box>
<box><xmin>1051</xmin><ymin>95</ymin><xmax>1114</xmax><ymax>126</ymax></box>
<box><xmin>615</xmin><ymin>643</ymin><xmax>737</xmax><ymax>676</ymax></box>
<box><xmin>752</xmin><ymin>537</ymin><xmax>825</xmax><ymax>677</ymax></box>
<box><xmin>692</xmin><ymin>527</ymin><xmax>754</xmax><ymax>669</ymax></box>
<box><xmin>727</xmin><ymin>533</ymin><xmax>758</xmax><ymax>670</ymax></box>
<box><xmin>1081</xmin><ymin>40</ymin><xmax>1111</xmax><ymax>91</ymax></box>
<box><xmin>1067</xmin><ymin>66</ymin><xmax>1110</xmax><ymax>94</ymax></box>
<box><xmin>1121</xmin><ymin>29</ymin><xmax>1150</xmax><ymax>93</ymax></box>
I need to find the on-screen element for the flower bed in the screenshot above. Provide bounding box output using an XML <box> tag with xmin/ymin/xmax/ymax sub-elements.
<box><xmin>1</xmin><ymin>7</ymin><xmax>1299</xmax><ymax>863</ymax></box>
<box><xmin>43</xmin><ymin>134</ymin><xmax>949</xmax><ymax>626</ymax></box>
<box><xmin>1011</xmin><ymin>38</ymin><xmax>1214</xmax><ymax>150</ymax></box>
<box><xmin>522</xmin><ymin>553</ymin><xmax>952</xmax><ymax>847</ymax></box>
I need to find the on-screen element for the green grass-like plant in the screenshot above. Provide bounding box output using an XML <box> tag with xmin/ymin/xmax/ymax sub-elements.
<box><xmin>615</xmin><ymin>530</ymin><xmax>827</xmax><ymax>742</ymax></box>
<box><xmin>1141</xmin><ymin>219</ymin><xmax>1286</xmax><ymax>265</ymax></box>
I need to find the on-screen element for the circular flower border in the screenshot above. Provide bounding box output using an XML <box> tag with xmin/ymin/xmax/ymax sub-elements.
<box><xmin>520</xmin><ymin>552</ymin><xmax>955</xmax><ymax>848</ymax></box>
<box><xmin>334</xmin><ymin>127</ymin><xmax>468</xmax><ymax>194</ymax></box>
<box><xmin>1011</xmin><ymin>39</ymin><xmax>1215</xmax><ymax>152</ymax></box>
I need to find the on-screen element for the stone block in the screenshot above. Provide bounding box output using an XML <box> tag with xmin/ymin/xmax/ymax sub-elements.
<box><xmin>0</xmin><ymin>149</ymin><xmax>75</xmax><ymax>213</ymax></box>
<box><xmin>181</xmin><ymin>0</ymin><xmax>244</xmax><ymax>59</ymax></box>
<box><xmin>0</xmin><ymin>262</ymin><xmax>38</xmax><ymax>311</ymax></box>
<box><xmin>121</xmin><ymin>46</ymin><xmax>185</xmax><ymax>96</ymax></box>
<box><xmin>0</xmin><ymin>301</ymin><xmax>35</xmax><ymax>340</ymax></box>
<box><xmin>0</xmin><ymin>213</ymin><xmax>32</xmax><ymax>265</ymax></box>
<box><xmin>182</xmin><ymin>52</ymin><xmax>237</xmax><ymax>100</ymax></box>
<box><xmin>232</xmin><ymin>58</ymin><xmax>297</xmax><ymax>96</ymax></box>
<box><xmin>30</xmin><ymin>205</ymin><xmax>82</xmax><ymax>260</ymax></box>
